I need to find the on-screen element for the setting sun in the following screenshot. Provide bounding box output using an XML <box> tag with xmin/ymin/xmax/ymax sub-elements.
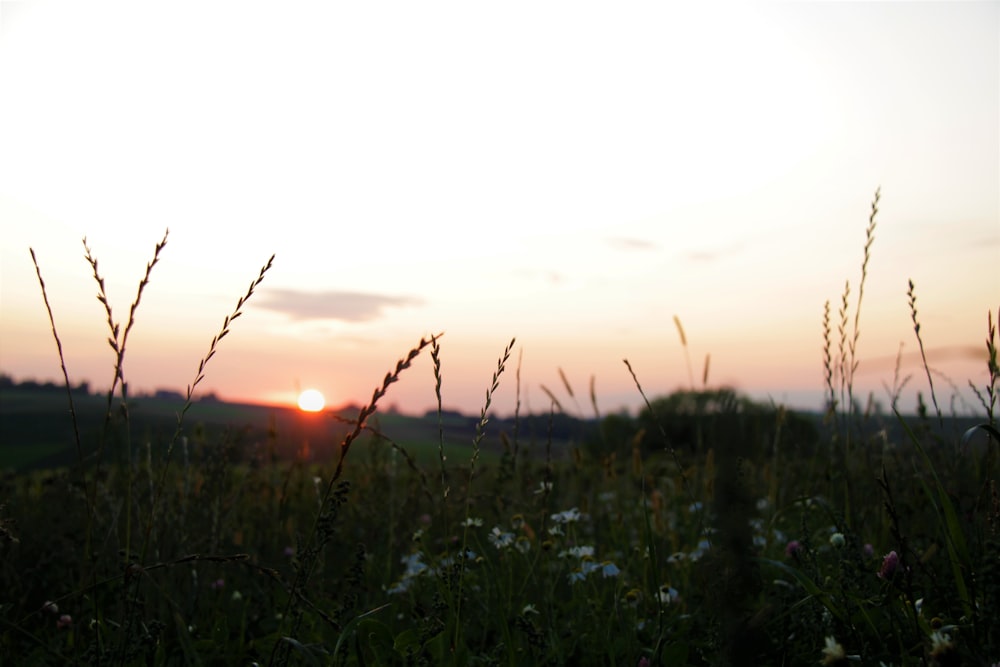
<box><xmin>297</xmin><ymin>389</ymin><xmax>325</xmax><ymax>413</ymax></box>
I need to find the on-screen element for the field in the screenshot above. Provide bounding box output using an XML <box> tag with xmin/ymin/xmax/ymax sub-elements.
<box><xmin>2</xmin><ymin>204</ymin><xmax>998</xmax><ymax>666</ymax></box>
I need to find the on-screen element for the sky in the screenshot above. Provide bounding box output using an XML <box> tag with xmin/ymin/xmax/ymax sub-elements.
<box><xmin>1</xmin><ymin>1</ymin><xmax>997</xmax><ymax>419</ymax></box>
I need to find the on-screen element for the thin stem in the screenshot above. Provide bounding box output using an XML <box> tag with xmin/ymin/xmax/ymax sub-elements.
<box><xmin>907</xmin><ymin>279</ymin><xmax>943</xmax><ymax>428</ymax></box>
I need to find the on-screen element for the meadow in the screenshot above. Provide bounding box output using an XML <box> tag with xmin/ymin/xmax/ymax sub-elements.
<box><xmin>2</xmin><ymin>193</ymin><xmax>998</xmax><ymax>666</ymax></box>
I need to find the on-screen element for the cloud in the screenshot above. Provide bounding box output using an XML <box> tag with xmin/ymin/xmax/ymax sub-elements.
<box><xmin>258</xmin><ymin>288</ymin><xmax>422</xmax><ymax>322</ymax></box>
<box><xmin>967</xmin><ymin>235</ymin><xmax>1000</xmax><ymax>249</ymax></box>
<box><xmin>511</xmin><ymin>268</ymin><xmax>565</xmax><ymax>285</ymax></box>
<box><xmin>682</xmin><ymin>240</ymin><xmax>748</xmax><ymax>263</ymax></box>
<box><xmin>856</xmin><ymin>345</ymin><xmax>985</xmax><ymax>374</ymax></box>
<box><xmin>607</xmin><ymin>237</ymin><xmax>658</xmax><ymax>251</ymax></box>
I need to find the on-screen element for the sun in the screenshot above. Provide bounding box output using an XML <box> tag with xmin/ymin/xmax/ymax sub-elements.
<box><xmin>297</xmin><ymin>389</ymin><xmax>325</xmax><ymax>412</ymax></box>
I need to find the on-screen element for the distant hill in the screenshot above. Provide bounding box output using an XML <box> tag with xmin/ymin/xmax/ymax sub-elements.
<box><xmin>2</xmin><ymin>378</ymin><xmax>991</xmax><ymax>473</ymax></box>
<box><xmin>0</xmin><ymin>380</ymin><xmax>579</xmax><ymax>472</ymax></box>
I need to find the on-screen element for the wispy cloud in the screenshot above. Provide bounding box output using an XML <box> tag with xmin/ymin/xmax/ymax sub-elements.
<box><xmin>682</xmin><ymin>240</ymin><xmax>748</xmax><ymax>263</ymax></box>
<box><xmin>258</xmin><ymin>288</ymin><xmax>422</xmax><ymax>322</ymax></box>
<box><xmin>967</xmin><ymin>235</ymin><xmax>1000</xmax><ymax>249</ymax></box>
<box><xmin>856</xmin><ymin>345</ymin><xmax>986</xmax><ymax>374</ymax></box>
<box><xmin>607</xmin><ymin>237</ymin><xmax>658</xmax><ymax>251</ymax></box>
<box><xmin>511</xmin><ymin>268</ymin><xmax>565</xmax><ymax>285</ymax></box>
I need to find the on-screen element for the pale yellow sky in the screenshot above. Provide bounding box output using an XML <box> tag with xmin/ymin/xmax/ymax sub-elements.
<box><xmin>1</xmin><ymin>1</ymin><xmax>997</xmax><ymax>417</ymax></box>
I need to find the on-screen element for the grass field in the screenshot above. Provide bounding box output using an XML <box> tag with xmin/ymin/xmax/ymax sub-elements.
<box><xmin>2</xmin><ymin>200</ymin><xmax>998</xmax><ymax>665</ymax></box>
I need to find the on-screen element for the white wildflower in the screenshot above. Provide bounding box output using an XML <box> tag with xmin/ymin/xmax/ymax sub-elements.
<box><xmin>559</xmin><ymin>545</ymin><xmax>594</xmax><ymax>559</ymax></box>
<box><xmin>533</xmin><ymin>481</ymin><xmax>553</xmax><ymax>495</ymax></box>
<box><xmin>488</xmin><ymin>527</ymin><xmax>515</xmax><ymax>549</ymax></box>
<box><xmin>551</xmin><ymin>508</ymin><xmax>582</xmax><ymax>524</ymax></box>
<box><xmin>820</xmin><ymin>636</ymin><xmax>845</xmax><ymax>665</ymax></box>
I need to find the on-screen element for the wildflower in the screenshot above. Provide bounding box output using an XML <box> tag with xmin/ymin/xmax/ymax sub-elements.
<box><xmin>547</xmin><ymin>524</ymin><xmax>564</xmax><ymax>536</ymax></box>
<box><xmin>667</xmin><ymin>551</ymin><xmax>687</xmax><ymax>564</ymax></box>
<box><xmin>688</xmin><ymin>501</ymin><xmax>703</xmax><ymax>513</ymax></box>
<box><xmin>521</xmin><ymin>604</ymin><xmax>538</xmax><ymax>615</ymax></box>
<box><xmin>567</xmin><ymin>557</ymin><xmax>618</xmax><ymax>583</ymax></box>
<box><xmin>638</xmin><ymin>658</ymin><xmax>652</xmax><ymax>667</ymax></box>
<box><xmin>231</xmin><ymin>590</ymin><xmax>243</xmax><ymax>601</ymax></box>
<box><xmin>863</xmin><ymin>543</ymin><xmax>875</xmax><ymax>558</ymax></box>
<box><xmin>559</xmin><ymin>545</ymin><xmax>594</xmax><ymax>559</ymax></box>
<box><xmin>658</xmin><ymin>585</ymin><xmax>679</xmax><ymax>604</ymax></box>
<box><xmin>210</xmin><ymin>578</ymin><xmax>225</xmax><ymax>590</ymax></box>
<box><xmin>386</xmin><ymin>579</ymin><xmax>412</xmax><ymax>595</ymax></box>
<box><xmin>541</xmin><ymin>540</ymin><xmax>555</xmax><ymax>551</ymax></box>
<box><xmin>488</xmin><ymin>526</ymin><xmax>515</xmax><ymax>549</ymax></box>
<box><xmin>878</xmin><ymin>550</ymin><xmax>899</xmax><ymax>579</ymax></box>
<box><xmin>514</xmin><ymin>536</ymin><xmax>531</xmax><ymax>554</ymax></box>
<box><xmin>511</xmin><ymin>514</ymin><xmax>525</xmax><ymax>530</ymax></box>
<box><xmin>551</xmin><ymin>507</ymin><xmax>582</xmax><ymax>524</ymax></box>
<box><xmin>820</xmin><ymin>636</ymin><xmax>847</xmax><ymax>666</ymax></box>
<box><xmin>533</xmin><ymin>481</ymin><xmax>553</xmax><ymax>495</ymax></box>
<box><xmin>688</xmin><ymin>538</ymin><xmax>711</xmax><ymax>561</ymax></box>
<box><xmin>388</xmin><ymin>553</ymin><xmax>429</xmax><ymax>596</ymax></box>
<box><xmin>462</xmin><ymin>517</ymin><xmax>483</xmax><ymax>527</ymax></box>
<box><xmin>785</xmin><ymin>540</ymin><xmax>802</xmax><ymax>558</ymax></box>
<box><xmin>56</xmin><ymin>614</ymin><xmax>72</xmax><ymax>630</ymax></box>
<box><xmin>400</xmin><ymin>552</ymin><xmax>428</xmax><ymax>578</ymax></box>
<box><xmin>829</xmin><ymin>532</ymin><xmax>845</xmax><ymax>548</ymax></box>
<box><xmin>600</xmin><ymin>561</ymin><xmax>621</xmax><ymax>577</ymax></box>
<box><xmin>42</xmin><ymin>601</ymin><xmax>58</xmax><ymax>615</ymax></box>
<box><xmin>624</xmin><ymin>588</ymin><xmax>641</xmax><ymax>605</ymax></box>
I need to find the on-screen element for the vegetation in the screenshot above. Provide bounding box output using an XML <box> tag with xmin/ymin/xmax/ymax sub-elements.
<box><xmin>1</xmin><ymin>193</ymin><xmax>998</xmax><ymax>666</ymax></box>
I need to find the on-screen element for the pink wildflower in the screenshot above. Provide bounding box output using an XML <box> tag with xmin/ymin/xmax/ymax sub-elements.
<box><xmin>56</xmin><ymin>614</ymin><xmax>72</xmax><ymax>630</ymax></box>
<box><xmin>785</xmin><ymin>540</ymin><xmax>802</xmax><ymax>558</ymax></box>
<box><xmin>878</xmin><ymin>550</ymin><xmax>899</xmax><ymax>579</ymax></box>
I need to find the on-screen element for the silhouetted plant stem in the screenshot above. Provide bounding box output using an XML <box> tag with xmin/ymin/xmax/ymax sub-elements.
<box><xmin>907</xmin><ymin>279</ymin><xmax>944</xmax><ymax>429</ymax></box>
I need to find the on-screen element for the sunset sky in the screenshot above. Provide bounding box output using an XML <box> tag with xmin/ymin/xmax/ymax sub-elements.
<box><xmin>1</xmin><ymin>2</ymin><xmax>997</xmax><ymax>419</ymax></box>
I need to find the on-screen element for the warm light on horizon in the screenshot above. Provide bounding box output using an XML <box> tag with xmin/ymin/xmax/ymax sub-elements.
<box><xmin>0</xmin><ymin>3</ymin><xmax>996</xmax><ymax>420</ymax></box>
<box><xmin>297</xmin><ymin>389</ymin><xmax>326</xmax><ymax>413</ymax></box>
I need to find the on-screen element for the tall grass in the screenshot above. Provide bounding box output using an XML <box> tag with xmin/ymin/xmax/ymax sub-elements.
<box><xmin>3</xmin><ymin>194</ymin><xmax>999</xmax><ymax>665</ymax></box>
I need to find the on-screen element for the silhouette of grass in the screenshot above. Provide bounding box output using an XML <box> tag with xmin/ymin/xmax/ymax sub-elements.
<box><xmin>7</xmin><ymin>193</ymin><xmax>1000</xmax><ymax>665</ymax></box>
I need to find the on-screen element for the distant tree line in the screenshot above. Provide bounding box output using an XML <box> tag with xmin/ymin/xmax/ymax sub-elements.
<box><xmin>471</xmin><ymin>386</ymin><xmax>821</xmax><ymax>461</ymax></box>
<box><xmin>0</xmin><ymin>373</ymin><xmax>92</xmax><ymax>396</ymax></box>
<box><xmin>0</xmin><ymin>374</ymin><xmax>221</xmax><ymax>402</ymax></box>
<box><xmin>585</xmin><ymin>387</ymin><xmax>821</xmax><ymax>460</ymax></box>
